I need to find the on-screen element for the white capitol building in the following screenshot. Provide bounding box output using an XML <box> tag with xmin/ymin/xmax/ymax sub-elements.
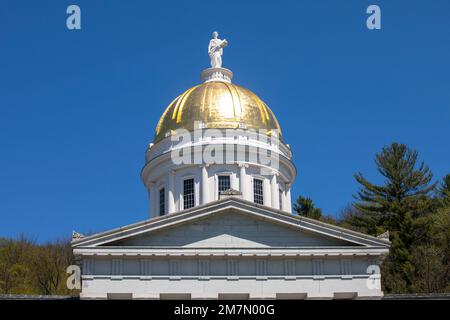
<box><xmin>72</xmin><ymin>33</ymin><xmax>390</xmax><ymax>300</ymax></box>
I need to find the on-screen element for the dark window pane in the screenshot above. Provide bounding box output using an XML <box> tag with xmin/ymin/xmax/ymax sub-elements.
<box><xmin>159</xmin><ymin>188</ymin><xmax>165</xmax><ymax>216</ymax></box>
<box><xmin>253</xmin><ymin>179</ymin><xmax>264</xmax><ymax>205</ymax></box>
<box><xmin>218</xmin><ymin>175</ymin><xmax>231</xmax><ymax>193</ymax></box>
<box><xmin>183</xmin><ymin>178</ymin><xmax>195</xmax><ymax>209</ymax></box>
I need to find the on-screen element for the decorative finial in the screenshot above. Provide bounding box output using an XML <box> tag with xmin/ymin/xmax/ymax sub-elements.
<box><xmin>201</xmin><ymin>31</ymin><xmax>233</xmax><ymax>83</ymax></box>
<box><xmin>72</xmin><ymin>230</ymin><xmax>85</xmax><ymax>240</ymax></box>
<box><xmin>377</xmin><ymin>230</ymin><xmax>390</xmax><ymax>241</ymax></box>
<box><xmin>208</xmin><ymin>31</ymin><xmax>228</xmax><ymax>68</ymax></box>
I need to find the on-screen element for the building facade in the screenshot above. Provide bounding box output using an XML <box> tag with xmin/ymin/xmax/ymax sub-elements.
<box><xmin>72</xmin><ymin>34</ymin><xmax>390</xmax><ymax>299</ymax></box>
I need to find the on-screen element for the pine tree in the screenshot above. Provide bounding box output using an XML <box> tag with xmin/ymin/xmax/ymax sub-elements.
<box><xmin>338</xmin><ymin>205</ymin><xmax>382</xmax><ymax>235</ymax></box>
<box><xmin>437</xmin><ymin>174</ymin><xmax>450</xmax><ymax>205</ymax></box>
<box><xmin>293</xmin><ymin>196</ymin><xmax>322</xmax><ymax>220</ymax></box>
<box><xmin>354</xmin><ymin>142</ymin><xmax>436</xmax><ymax>230</ymax></box>
<box><xmin>353</xmin><ymin>143</ymin><xmax>439</xmax><ymax>293</ymax></box>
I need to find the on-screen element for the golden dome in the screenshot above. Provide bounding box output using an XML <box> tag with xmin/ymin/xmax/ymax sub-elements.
<box><xmin>154</xmin><ymin>81</ymin><xmax>282</xmax><ymax>143</ymax></box>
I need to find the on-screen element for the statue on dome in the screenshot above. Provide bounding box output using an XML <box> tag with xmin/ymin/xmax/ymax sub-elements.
<box><xmin>208</xmin><ymin>31</ymin><xmax>228</xmax><ymax>68</ymax></box>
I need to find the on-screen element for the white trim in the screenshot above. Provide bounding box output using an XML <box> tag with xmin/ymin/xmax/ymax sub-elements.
<box><xmin>74</xmin><ymin>247</ymin><xmax>389</xmax><ymax>257</ymax></box>
<box><xmin>251</xmin><ymin>176</ymin><xmax>264</xmax><ymax>205</ymax></box>
<box><xmin>216</xmin><ymin>172</ymin><xmax>232</xmax><ymax>200</ymax></box>
<box><xmin>82</xmin><ymin>274</ymin><xmax>374</xmax><ymax>280</ymax></box>
<box><xmin>180</xmin><ymin>176</ymin><xmax>196</xmax><ymax>210</ymax></box>
<box><xmin>72</xmin><ymin>198</ymin><xmax>391</xmax><ymax>248</ymax></box>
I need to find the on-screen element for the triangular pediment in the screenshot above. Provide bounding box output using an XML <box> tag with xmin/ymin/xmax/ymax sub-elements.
<box><xmin>72</xmin><ymin>198</ymin><xmax>390</xmax><ymax>249</ymax></box>
<box><xmin>106</xmin><ymin>210</ymin><xmax>355</xmax><ymax>248</ymax></box>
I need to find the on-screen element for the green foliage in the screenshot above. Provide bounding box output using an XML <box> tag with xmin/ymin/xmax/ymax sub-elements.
<box><xmin>354</xmin><ymin>142</ymin><xmax>436</xmax><ymax>230</ymax></box>
<box><xmin>437</xmin><ymin>174</ymin><xmax>450</xmax><ymax>206</ymax></box>
<box><xmin>296</xmin><ymin>143</ymin><xmax>449</xmax><ymax>294</ymax></box>
<box><xmin>0</xmin><ymin>236</ymin><xmax>35</xmax><ymax>294</ymax></box>
<box><xmin>347</xmin><ymin>143</ymin><xmax>448</xmax><ymax>293</ymax></box>
<box><xmin>293</xmin><ymin>196</ymin><xmax>323</xmax><ymax>220</ymax></box>
<box><xmin>338</xmin><ymin>205</ymin><xmax>383</xmax><ymax>235</ymax></box>
<box><xmin>0</xmin><ymin>236</ymin><xmax>77</xmax><ymax>295</ymax></box>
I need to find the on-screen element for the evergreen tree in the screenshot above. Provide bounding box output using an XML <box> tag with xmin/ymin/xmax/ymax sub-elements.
<box><xmin>354</xmin><ymin>142</ymin><xmax>436</xmax><ymax>231</ymax></box>
<box><xmin>338</xmin><ymin>205</ymin><xmax>381</xmax><ymax>235</ymax></box>
<box><xmin>293</xmin><ymin>196</ymin><xmax>322</xmax><ymax>220</ymax></box>
<box><xmin>437</xmin><ymin>174</ymin><xmax>450</xmax><ymax>205</ymax></box>
<box><xmin>352</xmin><ymin>143</ymin><xmax>441</xmax><ymax>293</ymax></box>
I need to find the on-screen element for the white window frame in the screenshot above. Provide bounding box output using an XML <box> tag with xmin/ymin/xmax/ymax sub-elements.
<box><xmin>181</xmin><ymin>176</ymin><xmax>196</xmax><ymax>210</ymax></box>
<box><xmin>252</xmin><ymin>176</ymin><xmax>265</xmax><ymax>205</ymax></box>
<box><xmin>215</xmin><ymin>172</ymin><xmax>232</xmax><ymax>199</ymax></box>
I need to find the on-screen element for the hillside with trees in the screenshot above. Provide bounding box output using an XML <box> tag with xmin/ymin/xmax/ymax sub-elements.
<box><xmin>0</xmin><ymin>236</ymin><xmax>78</xmax><ymax>295</ymax></box>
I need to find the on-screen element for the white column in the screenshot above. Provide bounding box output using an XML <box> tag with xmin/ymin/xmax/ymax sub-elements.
<box><xmin>271</xmin><ymin>173</ymin><xmax>279</xmax><ymax>210</ymax></box>
<box><xmin>201</xmin><ymin>165</ymin><xmax>209</xmax><ymax>204</ymax></box>
<box><xmin>285</xmin><ymin>183</ymin><xmax>292</xmax><ymax>213</ymax></box>
<box><xmin>264</xmin><ymin>179</ymin><xmax>272</xmax><ymax>207</ymax></box>
<box><xmin>149</xmin><ymin>182</ymin><xmax>156</xmax><ymax>217</ymax></box>
<box><xmin>279</xmin><ymin>189</ymin><xmax>284</xmax><ymax>211</ymax></box>
<box><xmin>239</xmin><ymin>163</ymin><xmax>248</xmax><ymax>200</ymax></box>
<box><xmin>168</xmin><ymin>170</ymin><xmax>175</xmax><ymax>214</ymax></box>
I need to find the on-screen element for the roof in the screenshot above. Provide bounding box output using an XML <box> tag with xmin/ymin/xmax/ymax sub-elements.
<box><xmin>72</xmin><ymin>197</ymin><xmax>391</xmax><ymax>249</ymax></box>
<box><xmin>153</xmin><ymin>81</ymin><xmax>282</xmax><ymax>143</ymax></box>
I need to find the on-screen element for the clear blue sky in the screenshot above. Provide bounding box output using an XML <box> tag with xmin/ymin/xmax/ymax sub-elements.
<box><xmin>1</xmin><ymin>0</ymin><xmax>449</xmax><ymax>242</ymax></box>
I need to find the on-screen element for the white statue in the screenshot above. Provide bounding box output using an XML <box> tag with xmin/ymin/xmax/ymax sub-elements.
<box><xmin>208</xmin><ymin>31</ymin><xmax>228</xmax><ymax>68</ymax></box>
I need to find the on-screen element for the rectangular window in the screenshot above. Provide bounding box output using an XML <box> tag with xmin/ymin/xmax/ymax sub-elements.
<box><xmin>253</xmin><ymin>178</ymin><xmax>264</xmax><ymax>205</ymax></box>
<box><xmin>218</xmin><ymin>175</ymin><xmax>231</xmax><ymax>193</ymax></box>
<box><xmin>183</xmin><ymin>178</ymin><xmax>195</xmax><ymax>209</ymax></box>
<box><xmin>159</xmin><ymin>188</ymin><xmax>165</xmax><ymax>216</ymax></box>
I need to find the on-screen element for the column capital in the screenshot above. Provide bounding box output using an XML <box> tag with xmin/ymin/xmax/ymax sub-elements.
<box><xmin>238</xmin><ymin>162</ymin><xmax>249</xmax><ymax>168</ymax></box>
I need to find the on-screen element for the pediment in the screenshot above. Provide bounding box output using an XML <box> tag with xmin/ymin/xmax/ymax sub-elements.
<box><xmin>72</xmin><ymin>199</ymin><xmax>390</xmax><ymax>249</ymax></box>
<box><xmin>106</xmin><ymin>210</ymin><xmax>356</xmax><ymax>248</ymax></box>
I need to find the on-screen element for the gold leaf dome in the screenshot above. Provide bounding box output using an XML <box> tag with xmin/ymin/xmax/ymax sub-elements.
<box><xmin>154</xmin><ymin>81</ymin><xmax>282</xmax><ymax>143</ymax></box>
